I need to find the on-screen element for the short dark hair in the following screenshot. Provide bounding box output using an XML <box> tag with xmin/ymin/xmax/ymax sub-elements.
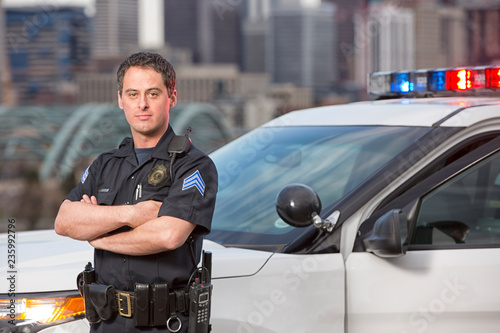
<box><xmin>117</xmin><ymin>52</ymin><xmax>176</xmax><ymax>96</ymax></box>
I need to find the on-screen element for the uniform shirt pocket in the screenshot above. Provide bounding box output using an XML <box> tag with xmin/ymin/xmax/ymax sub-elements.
<box><xmin>96</xmin><ymin>189</ymin><xmax>117</xmax><ymax>205</ymax></box>
<box><xmin>140</xmin><ymin>182</ymin><xmax>170</xmax><ymax>202</ymax></box>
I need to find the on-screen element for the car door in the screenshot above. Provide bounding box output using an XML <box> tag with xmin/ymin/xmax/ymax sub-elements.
<box><xmin>346</xmin><ymin>140</ymin><xmax>500</xmax><ymax>333</ymax></box>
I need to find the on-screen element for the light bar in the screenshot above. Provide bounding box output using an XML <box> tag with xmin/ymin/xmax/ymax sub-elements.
<box><xmin>368</xmin><ymin>71</ymin><xmax>392</xmax><ymax>96</ymax></box>
<box><xmin>369</xmin><ymin>65</ymin><xmax>500</xmax><ymax>97</ymax></box>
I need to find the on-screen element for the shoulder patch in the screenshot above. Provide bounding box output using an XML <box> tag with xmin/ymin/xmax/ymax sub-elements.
<box><xmin>81</xmin><ymin>166</ymin><xmax>90</xmax><ymax>184</ymax></box>
<box><xmin>182</xmin><ymin>170</ymin><xmax>205</xmax><ymax>196</ymax></box>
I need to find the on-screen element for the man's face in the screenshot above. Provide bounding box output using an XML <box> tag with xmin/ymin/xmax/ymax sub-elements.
<box><xmin>118</xmin><ymin>66</ymin><xmax>177</xmax><ymax>146</ymax></box>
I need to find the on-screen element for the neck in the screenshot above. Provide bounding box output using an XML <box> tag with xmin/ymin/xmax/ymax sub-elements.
<box><xmin>132</xmin><ymin>133</ymin><xmax>163</xmax><ymax>149</ymax></box>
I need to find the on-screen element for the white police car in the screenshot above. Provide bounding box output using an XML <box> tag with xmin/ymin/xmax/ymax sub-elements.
<box><xmin>2</xmin><ymin>66</ymin><xmax>500</xmax><ymax>332</ymax></box>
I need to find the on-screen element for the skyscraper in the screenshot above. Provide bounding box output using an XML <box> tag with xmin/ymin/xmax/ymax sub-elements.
<box><xmin>324</xmin><ymin>0</ymin><xmax>366</xmax><ymax>82</ymax></box>
<box><xmin>241</xmin><ymin>0</ymin><xmax>270</xmax><ymax>72</ymax></box>
<box><xmin>93</xmin><ymin>0</ymin><xmax>139</xmax><ymax>58</ymax></box>
<box><xmin>458</xmin><ymin>0</ymin><xmax>500</xmax><ymax>65</ymax></box>
<box><xmin>5</xmin><ymin>6</ymin><xmax>92</xmax><ymax>105</ymax></box>
<box><xmin>163</xmin><ymin>0</ymin><xmax>240</xmax><ymax>65</ymax></box>
<box><xmin>268</xmin><ymin>1</ymin><xmax>336</xmax><ymax>95</ymax></box>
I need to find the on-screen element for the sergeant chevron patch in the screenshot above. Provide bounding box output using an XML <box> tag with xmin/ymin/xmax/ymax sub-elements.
<box><xmin>81</xmin><ymin>166</ymin><xmax>90</xmax><ymax>184</ymax></box>
<box><xmin>182</xmin><ymin>170</ymin><xmax>205</xmax><ymax>196</ymax></box>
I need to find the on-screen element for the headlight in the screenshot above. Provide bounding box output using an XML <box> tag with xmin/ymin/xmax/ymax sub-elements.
<box><xmin>0</xmin><ymin>291</ymin><xmax>85</xmax><ymax>332</ymax></box>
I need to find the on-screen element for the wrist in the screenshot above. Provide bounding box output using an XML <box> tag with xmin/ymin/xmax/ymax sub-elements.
<box><xmin>119</xmin><ymin>204</ymin><xmax>135</xmax><ymax>227</ymax></box>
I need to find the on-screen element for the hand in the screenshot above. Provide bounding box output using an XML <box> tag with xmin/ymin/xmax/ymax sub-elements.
<box><xmin>89</xmin><ymin>237</ymin><xmax>103</xmax><ymax>249</ymax></box>
<box><xmin>128</xmin><ymin>200</ymin><xmax>162</xmax><ymax>228</ymax></box>
<box><xmin>80</xmin><ymin>194</ymin><xmax>98</xmax><ymax>205</ymax></box>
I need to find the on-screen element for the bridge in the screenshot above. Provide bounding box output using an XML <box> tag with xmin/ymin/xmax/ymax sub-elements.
<box><xmin>0</xmin><ymin>103</ymin><xmax>233</xmax><ymax>181</ymax></box>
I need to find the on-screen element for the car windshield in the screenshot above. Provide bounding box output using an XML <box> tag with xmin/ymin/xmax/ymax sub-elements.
<box><xmin>207</xmin><ymin>125</ymin><xmax>430</xmax><ymax>248</ymax></box>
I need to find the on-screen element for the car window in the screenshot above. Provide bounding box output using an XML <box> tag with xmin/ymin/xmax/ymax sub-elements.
<box><xmin>412</xmin><ymin>150</ymin><xmax>500</xmax><ymax>246</ymax></box>
<box><xmin>208</xmin><ymin>125</ymin><xmax>430</xmax><ymax>247</ymax></box>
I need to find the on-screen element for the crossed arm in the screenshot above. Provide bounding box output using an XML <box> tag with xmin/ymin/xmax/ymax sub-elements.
<box><xmin>54</xmin><ymin>195</ymin><xmax>196</xmax><ymax>256</ymax></box>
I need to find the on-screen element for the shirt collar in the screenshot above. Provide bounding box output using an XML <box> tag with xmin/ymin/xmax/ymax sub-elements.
<box><xmin>113</xmin><ymin>125</ymin><xmax>177</xmax><ymax>163</ymax></box>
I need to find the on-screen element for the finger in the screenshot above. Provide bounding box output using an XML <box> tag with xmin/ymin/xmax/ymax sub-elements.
<box><xmin>90</xmin><ymin>195</ymin><xmax>98</xmax><ymax>205</ymax></box>
<box><xmin>81</xmin><ymin>194</ymin><xmax>91</xmax><ymax>203</ymax></box>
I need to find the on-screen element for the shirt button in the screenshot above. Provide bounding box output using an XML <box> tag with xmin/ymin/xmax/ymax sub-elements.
<box><xmin>126</xmin><ymin>202</ymin><xmax>130</xmax><ymax>205</ymax></box>
<box><xmin>122</xmin><ymin>258</ymin><xmax>126</xmax><ymax>263</ymax></box>
<box><xmin>131</xmin><ymin>176</ymin><xmax>135</xmax><ymax>179</ymax></box>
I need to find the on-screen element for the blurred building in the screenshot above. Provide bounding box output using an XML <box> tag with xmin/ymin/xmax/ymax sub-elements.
<box><xmin>5</xmin><ymin>6</ymin><xmax>92</xmax><ymax>105</ymax></box>
<box><xmin>374</xmin><ymin>3</ymin><xmax>415</xmax><ymax>72</ymax></box>
<box><xmin>353</xmin><ymin>0</ymin><xmax>467</xmax><ymax>90</ymax></box>
<box><xmin>93</xmin><ymin>0</ymin><xmax>139</xmax><ymax>58</ymax></box>
<box><xmin>268</xmin><ymin>1</ymin><xmax>336</xmax><ymax>97</ymax></box>
<box><xmin>163</xmin><ymin>0</ymin><xmax>240</xmax><ymax>65</ymax></box>
<box><xmin>457</xmin><ymin>0</ymin><xmax>500</xmax><ymax>65</ymax></box>
<box><xmin>76</xmin><ymin>72</ymin><xmax>117</xmax><ymax>104</ymax></box>
<box><xmin>414</xmin><ymin>0</ymin><xmax>466</xmax><ymax>69</ymax></box>
<box><xmin>241</xmin><ymin>0</ymin><xmax>269</xmax><ymax>73</ymax></box>
<box><xmin>325</xmin><ymin>0</ymin><xmax>366</xmax><ymax>83</ymax></box>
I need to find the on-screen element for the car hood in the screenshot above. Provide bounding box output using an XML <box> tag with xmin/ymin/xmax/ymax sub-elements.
<box><xmin>0</xmin><ymin>229</ymin><xmax>273</xmax><ymax>294</ymax></box>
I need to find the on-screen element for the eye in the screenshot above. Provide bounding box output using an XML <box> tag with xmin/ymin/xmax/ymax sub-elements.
<box><xmin>149</xmin><ymin>91</ymin><xmax>159</xmax><ymax>98</ymax></box>
<box><xmin>128</xmin><ymin>92</ymin><xmax>138</xmax><ymax>98</ymax></box>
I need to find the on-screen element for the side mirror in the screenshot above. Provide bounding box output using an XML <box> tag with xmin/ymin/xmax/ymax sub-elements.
<box><xmin>364</xmin><ymin>209</ymin><xmax>405</xmax><ymax>258</ymax></box>
<box><xmin>276</xmin><ymin>184</ymin><xmax>338</xmax><ymax>232</ymax></box>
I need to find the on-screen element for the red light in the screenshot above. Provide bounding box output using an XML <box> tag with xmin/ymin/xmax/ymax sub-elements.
<box><xmin>447</xmin><ymin>69</ymin><xmax>474</xmax><ymax>91</ymax></box>
<box><xmin>486</xmin><ymin>68</ymin><xmax>500</xmax><ymax>89</ymax></box>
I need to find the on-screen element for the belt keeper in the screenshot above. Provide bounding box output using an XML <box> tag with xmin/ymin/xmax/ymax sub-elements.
<box><xmin>89</xmin><ymin>284</ymin><xmax>117</xmax><ymax>321</ymax></box>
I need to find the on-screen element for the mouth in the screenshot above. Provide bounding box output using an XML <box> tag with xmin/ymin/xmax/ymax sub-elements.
<box><xmin>136</xmin><ymin>114</ymin><xmax>152</xmax><ymax>120</ymax></box>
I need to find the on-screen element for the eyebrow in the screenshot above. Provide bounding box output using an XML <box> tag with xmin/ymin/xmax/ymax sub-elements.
<box><xmin>124</xmin><ymin>87</ymin><xmax>163</xmax><ymax>93</ymax></box>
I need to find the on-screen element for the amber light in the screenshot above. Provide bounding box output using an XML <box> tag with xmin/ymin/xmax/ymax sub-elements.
<box><xmin>0</xmin><ymin>296</ymin><xmax>85</xmax><ymax>324</ymax></box>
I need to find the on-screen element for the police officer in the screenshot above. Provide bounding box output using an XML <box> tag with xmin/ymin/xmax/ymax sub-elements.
<box><xmin>55</xmin><ymin>52</ymin><xmax>218</xmax><ymax>332</ymax></box>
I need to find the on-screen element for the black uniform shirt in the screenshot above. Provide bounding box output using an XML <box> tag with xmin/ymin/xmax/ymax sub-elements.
<box><xmin>65</xmin><ymin>126</ymin><xmax>218</xmax><ymax>291</ymax></box>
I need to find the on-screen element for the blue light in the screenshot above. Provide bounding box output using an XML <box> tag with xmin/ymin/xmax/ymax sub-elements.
<box><xmin>392</xmin><ymin>73</ymin><xmax>410</xmax><ymax>93</ymax></box>
<box><xmin>430</xmin><ymin>71</ymin><xmax>447</xmax><ymax>91</ymax></box>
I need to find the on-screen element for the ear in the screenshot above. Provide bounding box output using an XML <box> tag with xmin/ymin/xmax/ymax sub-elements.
<box><xmin>117</xmin><ymin>91</ymin><xmax>123</xmax><ymax>109</ymax></box>
<box><xmin>169</xmin><ymin>89</ymin><xmax>177</xmax><ymax>108</ymax></box>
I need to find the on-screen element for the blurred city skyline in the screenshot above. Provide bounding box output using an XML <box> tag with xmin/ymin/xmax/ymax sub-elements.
<box><xmin>2</xmin><ymin>0</ymin><xmax>165</xmax><ymax>48</ymax></box>
<box><xmin>0</xmin><ymin>0</ymin><xmax>499</xmax><ymax>112</ymax></box>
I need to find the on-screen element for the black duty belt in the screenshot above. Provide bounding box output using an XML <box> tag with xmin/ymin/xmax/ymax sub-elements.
<box><xmin>85</xmin><ymin>282</ymin><xmax>188</xmax><ymax>330</ymax></box>
<box><xmin>115</xmin><ymin>286</ymin><xmax>189</xmax><ymax>319</ymax></box>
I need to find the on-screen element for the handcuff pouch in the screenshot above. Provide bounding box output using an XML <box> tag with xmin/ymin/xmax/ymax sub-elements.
<box><xmin>82</xmin><ymin>282</ymin><xmax>101</xmax><ymax>324</ymax></box>
<box><xmin>89</xmin><ymin>283</ymin><xmax>117</xmax><ymax>321</ymax></box>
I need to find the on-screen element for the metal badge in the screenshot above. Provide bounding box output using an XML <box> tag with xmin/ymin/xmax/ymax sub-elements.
<box><xmin>148</xmin><ymin>164</ymin><xmax>168</xmax><ymax>186</ymax></box>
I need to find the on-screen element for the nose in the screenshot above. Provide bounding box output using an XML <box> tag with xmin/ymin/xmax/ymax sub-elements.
<box><xmin>138</xmin><ymin>95</ymin><xmax>149</xmax><ymax>110</ymax></box>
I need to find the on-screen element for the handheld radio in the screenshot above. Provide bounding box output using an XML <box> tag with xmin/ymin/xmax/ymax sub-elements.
<box><xmin>188</xmin><ymin>251</ymin><xmax>212</xmax><ymax>333</ymax></box>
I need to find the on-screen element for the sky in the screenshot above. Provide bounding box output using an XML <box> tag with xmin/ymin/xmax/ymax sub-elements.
<box><xmin>2</xmin><ymin>0</ymin><xmax>164</xmax><ymax>48</ymax></box>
